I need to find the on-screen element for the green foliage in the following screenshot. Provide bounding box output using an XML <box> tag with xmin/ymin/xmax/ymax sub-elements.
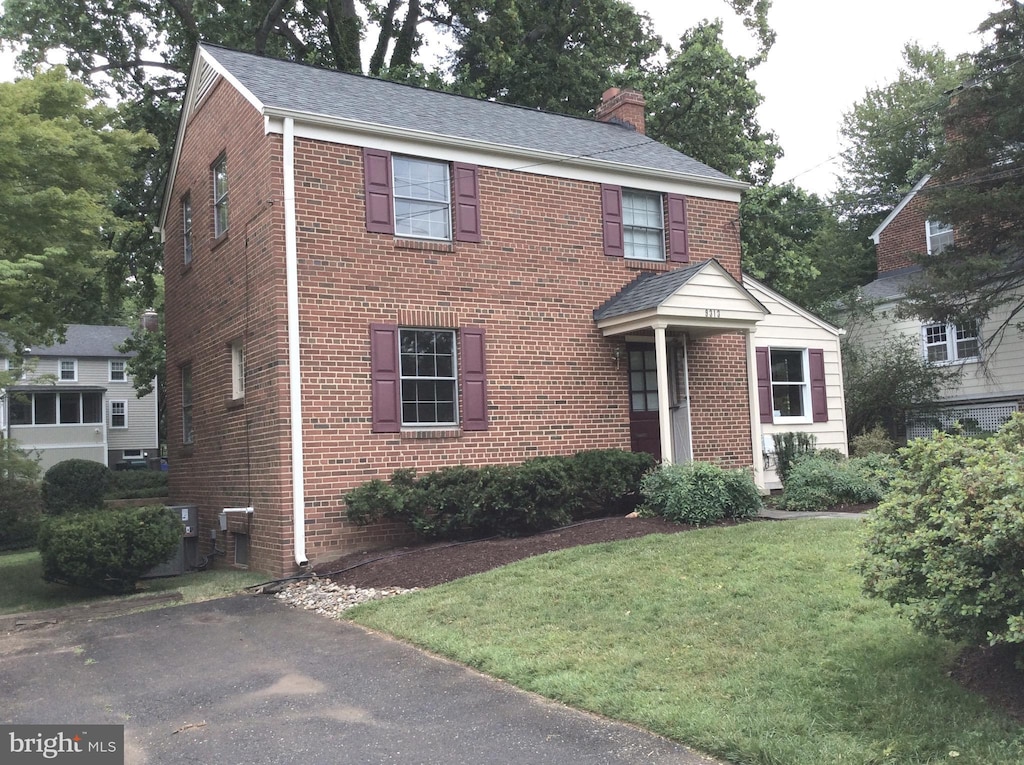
<box><xmin>771</xmin><ymin>432</ymin><xmax>817</xmax><ymax>485</ymax></box>
<box><xmin>0</xmin><ymin>479</ymin><xmax>42</xmax><ymax>550</ymax></box>
<box><xmin>36</xmin><ymin>505</ymin><xmax>181</xmax><ymax>594</ymax></box>
<box><xmin>41</xmin><ymin>459</ymin><xmax>112</xmax><ymax>516</ymax></box>
<box><xmin>860</xmin><ymin>414</ymin><xmax>1024</xmax><ymax>656</ymax></box>
<box><xmin>344</xmin><ymin>450</ymin><xmax>652</xmax><ymax>539</ymax></box>
<box><xmin>841</xmin><ymin>330</ymin><xmax>962</xmax><ymax>443</ymax></box>
<box><xmin>850</xmin><ymin>425</ymin><xmax>897</xmax><ymax>457</ymax></box>
<box><xmin>778</xmin><ymin>455</ymin><xmax>887</xmax><ymax>512</ymax></box>
<box><xmin>910</xmin><ymin>3</ymin><xmax>1024</xmax><ymax>341</ymax></box>
<box><xmin>638</xmin><ymin>462</ymin><xmax>761</xmax><ymax>525</ymax></box>
<box><xmin>105</xmin><ymin>470</ymin><xmax>168</xmax><ymax>500</ymax></box>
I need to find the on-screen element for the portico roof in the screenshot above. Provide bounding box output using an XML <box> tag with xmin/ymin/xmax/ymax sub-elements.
<box><xmin>593</xmin><ymin>259</ymin><xmax>769</xmax><ymax>336</ymax></box>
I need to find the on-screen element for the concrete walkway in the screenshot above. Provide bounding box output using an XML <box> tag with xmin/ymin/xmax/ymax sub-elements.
<box><xmin>2</xmin><ymin>595</ymin><xmax>727</xmax><ymax>765</ymax></box>
<box><xmin>757</xmin><ymin>508</ymin><xmax>868</xmax><ymax>520</ymax></box>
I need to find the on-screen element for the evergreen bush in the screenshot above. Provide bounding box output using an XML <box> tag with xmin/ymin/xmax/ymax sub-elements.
<box><xmin>41</xmin><ymin>458</ymin><xmax>112</xmax><ymax>515</ymax></box>
<box><xmin>567</xmin><ymin>449</ymin><xmax>656</xmax><ymax>519</ymax></box>
<box><xmin>778</xmin><ymin>455</ymin><xmax>885</xmax><ymax>511</ymax></box>
<box><xmin>638</xmin><ymin>462</ymin><xmax>761</xmax><ymax>525</ymax></box>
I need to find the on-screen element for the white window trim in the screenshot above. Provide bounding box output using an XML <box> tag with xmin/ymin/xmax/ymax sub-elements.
<box><xmin>622</xmin><ymin>189</ymin><xmax>665</xmax><ymax>262</ymax></box>
<box><xmin>109</xmin><ymin>359</ymin><xmax>128</xmax><ymax>382</ymax></box>
<box><xmin>110</xmin><ymin>399</ymin><xmax>128</xmax><ymax>429</ymax></box>
<box><xmin>59</xmin><ymin>358</ymin><xmax>77</xmax><ymax>382</ymax></box>
<box><xmin>399</xmin><ymin>328</ymin><xmax>459</xmax><ymax>427</ymax></box>
<box><xmin>230</xmin><ymin>340</ymin><xmax>245</xmax><ymax>400</ymax></box>
<box><xmin>926</xmin><ymin>219</ymin><xmax>954</xmax><ymax>255</ymax></box>
<box><xmin>769</xmin><ymin>348</ymin><xmax>812</xmax><ymax>425</ymax></box>
<box><xmin>921</xmin><ymin>322</ymin><xmax>980</xmax><ymax>365</ymax></box>
<box><xmin>122</xmin><ymin>449</ymin><xmax>144</xmax><ymax>459</ymax></box>
<box><xmin>392</xmin><ymin>156</ymin><xmax>452</xmax><ymax>241</ymax></box>
<box><xmin>213</xmin><ymin>155</ymin><xmax>229</xmax><ymax>238</ymax></box>
<box><xmin>183</xmin><ymin>195</ymin><xmax>194</xmax><ymax>264</ymax></box>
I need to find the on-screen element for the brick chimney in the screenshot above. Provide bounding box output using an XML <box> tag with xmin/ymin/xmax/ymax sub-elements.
<box><xmin>595</xmin><ymin>87</ymin><xmax>646</xmax><ymax>135</ymax></box>
<box><xmin>141</xmin><ymin>309</ymin><xmax>159</xmax><ymax>333</ymax></box>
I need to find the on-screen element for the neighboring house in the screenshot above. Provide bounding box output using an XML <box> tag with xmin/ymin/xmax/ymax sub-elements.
<box><xmin>0</xmin><ymin>324</ymin><xmax>159</xmax><ymax>471</ymax></box>
<box><xmin>159</xmin><ymin>44</ymin><xmax>848</xmax><ymax>576</ymax></box>
<box><xmin>850</xmin><ymin>173</ymin><xmax>1024</xmax><ymax>438</ymax></box>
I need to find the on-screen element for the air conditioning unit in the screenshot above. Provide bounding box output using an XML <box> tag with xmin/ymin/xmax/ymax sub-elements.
<box><xmin>142</xmin><ymin>505</ymin><xmax>199</xmax><ymax>578</ymax></box>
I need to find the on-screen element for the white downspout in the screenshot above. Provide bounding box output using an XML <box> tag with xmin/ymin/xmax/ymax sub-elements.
<box><xmin>654</xmin><ymin>323</ymin><xmax>673</xmax><ymax>464</ymax></box>
<box><xmin>745</xmin><ymin>329</ymin><xmax>766</xmax><ymax>491</ymax></box>
<box><xmin>284</xmin><ymin>117</ymin><xmax>307</xmax><ymax>567</ymax></box>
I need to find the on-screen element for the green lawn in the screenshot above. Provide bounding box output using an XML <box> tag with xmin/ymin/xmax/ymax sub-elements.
<box><xmin>348</xmin><ymin>520</ymin><xmax>1024</xmax><ymax>765</ymax></box>
<box><xmin>0</xmin><ymin>549</ymin><xmax>266</xmax><ymax>615</ymax></box>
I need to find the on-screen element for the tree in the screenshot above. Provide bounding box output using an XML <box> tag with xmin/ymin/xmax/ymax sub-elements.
<box><xmin>912</xmin><ymin>1</ymin><xmax>1024</xmax><ymax>344</ymax></box>
<box><xmin>0</xmin><ymin>68</ymin><xmax>153</xmax><ymax>355</ymax></box>
<box><xmin>837</xmin><ymin>43</ymin><xmax>973</xmax><ymax>220</ymax></box>
<box><xmin>643</xmin><ymin>21</ymin><xmax>780</xmax><ymax>186</ymax></box>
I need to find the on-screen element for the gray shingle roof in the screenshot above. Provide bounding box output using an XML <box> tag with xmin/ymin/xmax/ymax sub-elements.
<box><xmin>203</xmin><ymin>45</ymin><xmax>739</xmax><ymax>185</ymax></box>
<box><xmin>593</xmin><ymin>263</ymin><xmax>707</xmax><ymax>320</ymax></box>
<box><xmin>859</xmin><ymin>266</ymin><xmax>923</xmax><ymax>302</ymax></box>
<box><xmin>29</xmin><ymin>325</ymin><xmax>134</xmax><ymax>358</ymax></box>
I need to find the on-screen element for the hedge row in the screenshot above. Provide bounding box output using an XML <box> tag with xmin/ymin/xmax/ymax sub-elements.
<box><xmin>345</xmin><ymin>449</ymin><xmax>656</xmax><ymax>540</ymax></box>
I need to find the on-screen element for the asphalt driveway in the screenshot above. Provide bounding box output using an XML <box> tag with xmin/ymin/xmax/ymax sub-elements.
<box><xmin>1</xmin><ymin>595</ymin><xmax>724</xmax><ymax>764</ymax></box>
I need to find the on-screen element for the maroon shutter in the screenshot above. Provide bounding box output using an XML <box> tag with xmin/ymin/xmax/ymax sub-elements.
<box><xmin>667</xmin><ymin>194</ymin><xmax>689</xmax><ymax>262</ymax></box>
<box><xmin>370</xmin><ymin>324</ymin><xmax>400</xmax><ymax>432</ymax></box>
<box><xmin>755</xmin><ymin>346</ymin><xmax>772</xmax><ymax>424</ymax></box>
<box><xmin>809</xmin><ymin>348</ymin><xmax>828</xmax><ymax>423</ymax></box>
<box><xmin>460</xmin><ymin>327</ymin><xmax>488</xmax><ymax>431</ymax></box>
<box><xmin>363</xmin><ymin>148</ymin><xmax>394</xmax><ymax>234</ymax></box>
<box><xmin>601</xmin><ymin>184</ymin><xmax>624</xmax><ymax>257</ymax></box>
<box><xmin>453</xmin><ymin>162</ymin><xmax>482</xmax><ymax>243</ymax></box>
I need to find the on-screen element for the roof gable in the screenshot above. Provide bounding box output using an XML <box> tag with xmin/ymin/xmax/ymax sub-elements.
<box><xmin>870</xmin><ymin>174</ymin><xmax>931</xmax><ymax>244</ymax></box>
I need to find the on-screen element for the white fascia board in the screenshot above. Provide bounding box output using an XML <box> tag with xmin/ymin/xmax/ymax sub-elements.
<box><xmin>743</xmin><ymin>275</ymin><xmax>843</xmax><ymax>337</ymax></box>
<box><xmin>870</xmin><ymin>174</ymin><xmax>931</xmax><ymax>244</ymax></box>
<box><xmin>263</xmin><ymin>109</ymin><xmax>746</xmax><ymax>203</ymax></box>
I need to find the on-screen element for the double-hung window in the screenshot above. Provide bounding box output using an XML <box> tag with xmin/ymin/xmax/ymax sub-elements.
<box><xmin>923</xmin><ymin>322</ymin><xmax>979</xmax><ymax>363</ymax></box>
<box><xmin>601</xmin><ymin>185</ymin><xmax>689</xmax><ymax>262</ymax></box>
<box><xmin>622</xmin><ymin>190</ymin><xmax>665</xmax><ymax>261</ymax></box>
<box><xmin>230</xmin><ymin>340</ymin><xmax>245</xmax><ymax>400</ymax></box>
<box><xmin>109</xmin><ymin>360</ymin><xmax>127</xmax><ymax>382</ymax></box>
<box><xmin>183</xmin><ymin>195</ymin><xmax>193</xmax><ymax>264</ymax></box>
<box><xmin>59</xmin><ymin>359</ymin><xmax>77</xmax><ymax>382</ymax></box>
<box><xmin>110</xmin><ymin>400</ymin><xmax>127</xmax><ymax>428</ymax></box>
<box><xmin>181</xmin><ymin>364</ymin><xmax>194</xmax><ymax>444</ymax></box>
<box><xmin>213</xmin><ymin>155</ymin><xmax>229</xmax><ymax>237</ymax></box>
<box><xmin>769</xmin><ymin>349</ymin><xmax>809</xmax><ymax>421</ymax></box>
<box><xmin>399</xmin><ymin>329</ymin><xmax>457</xmax><ymax>425</ymax></box>
<box><xmin>756</xmin><ymin>346</ymin><xmax>828</xmax><ymax>424</ymax></box>
<box><xmin>926</xmin><ymin>220</ymin><xmax>953</xmax><ymax>255</ymax></box>
<box><xmin>393</xmin><ymin>157</ymin><xmax>451</xmax><ymax>240</ymax></box>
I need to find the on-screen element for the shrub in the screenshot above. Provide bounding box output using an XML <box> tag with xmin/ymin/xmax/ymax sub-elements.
<box><xmin>772</xmin><ymin>432</ymin><xmax>817</xmax><ymax>485</ymax></box>
<box><xmin>476</xmin><ymin>458</ymin><xmax>574</xmax><ymax>536</ymax></box>
<box><xmin>850</xmin><ymin>425</ymin><xmax>896</xmax><ymax>457</ymax></box>
<box><xmin>778</xmin><ymin>455</ymin><xmax>884</xmax><ymax>511</ymax></box>
<box><xmin>105</xmin><ymin>470</ymin><xmax>169</xmax><ymax>500</ymax></box>
<box><xmin>343</xmin><ymin>478</ymin><xmax>405</xmax><ymax>526</ymax></box>
<box><xmin>859</xmin><ymin>414</ymin><xmax>1024</xmax><ymax>655</ymax></box>
<box><xmin>37</xmin><ymin>505</ymin><xmax>182</xmax><ymax>593</ymax></box>
<box><xmin>41</xmin><ymin>459</ymin><xmax>112</xmax><ymax>515</ymax></box>
<box><xmin>639</xmin><ymin>462</ymin><xmax>761</xmax><ymax>525</ymax></box>
<box><xmin>0</xmin><ymin>479</ymin><xmax>43</xmax><ymax>550</ymax></box>
<box><xmin>568</xmin><ymin>449</ymin><xmax>656</xmax><ymax>519</ymax></box>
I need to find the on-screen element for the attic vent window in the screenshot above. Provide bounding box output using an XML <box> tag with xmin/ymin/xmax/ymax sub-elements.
<box><xmin>195</xmin><ymin>61</ymin><xmax>218</xmax><ymax>104</ymax></box>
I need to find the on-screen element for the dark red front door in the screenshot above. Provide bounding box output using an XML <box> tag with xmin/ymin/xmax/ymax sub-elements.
<box><xmin>627</xmin><ymin>344</ymin><xmax>661</xmax><ymax>461</ymax></box>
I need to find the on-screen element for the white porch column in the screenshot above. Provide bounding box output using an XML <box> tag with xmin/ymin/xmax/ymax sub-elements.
<box><xmin>654</xmin><ymin>323</ymin><xmax>673</xmax><ymax>464</ymax></box>
<box><xmin>745</xmin><ymin>328</ymin><xmax>766</xmax><ymax>490</ymax></box>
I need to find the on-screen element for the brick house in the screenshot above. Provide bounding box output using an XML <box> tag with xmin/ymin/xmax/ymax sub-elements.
<box><xmin>849</xmin><ymin>174</ymin><xmax>1024</xmax><ymax>438</ymax></box>
<box><xmin>159</xmin><ymin>45</ymin><xmax>847</xmax><ymax>576</ymax></box>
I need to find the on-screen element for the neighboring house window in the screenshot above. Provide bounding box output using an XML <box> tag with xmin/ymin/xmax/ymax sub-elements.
<box><xmin>109</xmin><ymin>360</ymin><xmax>127</xmax><ymax>382</ymax></box>
<box><xmin>755</xmin><ymin>347</ymin><xmax>828</xmax><ymax>424</ymax></box>
<box><xmin>213</xmin><ymin>155</ymin><xmax>229</xmax><ymax>237</ymax></box>
<box><xmin>9</xmin><ymin>391</ymin><xmax>102</xmax><ymax>425</ymax></box>
<box><xmin>122</xmin><ymin>449</ymin><xmax>143</xmax><ymax>459</ymax></box>
<box><xmin>601</xmin><ymin>185</ymin><xmax>689</xmax><ymax>262</ymax></box>
<box><xmin>370</xmin><ymin>324</ymin><xmax>487</xmax><ymax>432</ymax></box>
<box><xmin>59</xmin><ymin>359</ymin><xmax>77</xmax><ymax>381</ymax></box>
<box><xmin>923</xmin><ymin>322</ymin><xmax>980</xmax><ymax>363</ymax></box>
<box><xmin>230</xmin><ymin>340</ymin><xmax>245</xmax><ymax>399</ymax></box>
<box><xmin>183</xmin><ymin>195</ymin><xmax>193</xmax><ymax>264</ymax></box>
<box><xmin>926</xmin><ymin>220</ymin><xmax>954</xmax><ymax>255</ymax></box>
<box><xmin>110</xmin><ymin>400</ymin><xmax>128</xmax><ymax>429</ymax></box>
<box><xmin>362</xmin><ymin>148</ymin><xmax>481</xmax><ymax>242</ymax></box>
<box><xmin>182</xmin><ymin>364</ymin><xmax>194</xmax><ymax>444</ymax></box>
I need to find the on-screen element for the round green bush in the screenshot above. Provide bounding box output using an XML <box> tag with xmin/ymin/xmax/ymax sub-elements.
<box><xmin>41</xmin><ymin>458</ymin><xmax>113</xmax><ymax>515</ymax></box>
<box><xmin>0</xmin><ymin>478</ymin><xmax>43</xmax><ymax>550</ymax></box>
<box><xmin>37</xmin><ymin>505</ymin><xmax>182</xmax><ymax>593</ymax></box>
<box><xmin>639</xmin><ymin>462</ymin><xmax>761</xmax><ymax>525</ymax></box>
<box><xmin>859</xmin><ymin>414</ymin><xmax>1024</xmax><ymax>653</ymax></box>
<box><xmin>778</xmin><ymin>455</ymin><xmax>886</xmax><ymax>511</ymax></box>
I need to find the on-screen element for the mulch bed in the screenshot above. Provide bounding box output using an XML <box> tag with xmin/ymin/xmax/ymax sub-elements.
<box><xmin>313</xmin><ymin>514</ymin><xmax>1024</xmax><ymax>722</ymax></box>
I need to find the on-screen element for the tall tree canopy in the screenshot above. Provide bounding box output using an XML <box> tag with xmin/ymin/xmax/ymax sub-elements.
<box><xmin>0</xmin><ymin>68</ymin><xmax>153</xmax><ymax>354</ymax></box>
<box><xmin>911</xmin><ymin>1</ymin><xmax>1024</xmax><ymax>342</ymax></box>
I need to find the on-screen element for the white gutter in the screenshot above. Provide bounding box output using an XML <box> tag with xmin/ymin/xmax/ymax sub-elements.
<box><xmin>284</xmin><ymin>117</ymin><xmax>308</xmax><ymax>567</ymax></box>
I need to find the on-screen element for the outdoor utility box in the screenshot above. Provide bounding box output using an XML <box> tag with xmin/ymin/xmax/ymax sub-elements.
<box><xmin>142</xmin><ymin>504</ymin><xmax>199</xmax><ymax>578</ymax></box>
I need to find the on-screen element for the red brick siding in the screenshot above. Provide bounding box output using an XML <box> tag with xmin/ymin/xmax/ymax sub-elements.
<box><xmin>876</xmin><ymin>188</ymin><xmax>929</xmax><ymax>273</ymax></box>
<box><xmin>164</xmin><ymin>81</ymin><xmax>751</xmax><ymax>576</ymax></box>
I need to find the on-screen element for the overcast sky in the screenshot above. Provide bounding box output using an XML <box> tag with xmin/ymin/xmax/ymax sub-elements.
<box><xmin>0</xmin><ymin>0</ymin><xmax>1002</xmax><ymax>196</ymax></box>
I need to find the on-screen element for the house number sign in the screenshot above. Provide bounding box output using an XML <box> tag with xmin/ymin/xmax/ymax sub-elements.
<box><xmin>704</xmin><ymin>308</ymin><xmax>722</xmax><ymax>318</ymax></box>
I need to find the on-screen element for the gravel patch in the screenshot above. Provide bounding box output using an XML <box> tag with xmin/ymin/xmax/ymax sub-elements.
<box><xmin>274</xmin><ymin>576</ymin><xmax>417</xmax><ymax>619</ymax></box>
